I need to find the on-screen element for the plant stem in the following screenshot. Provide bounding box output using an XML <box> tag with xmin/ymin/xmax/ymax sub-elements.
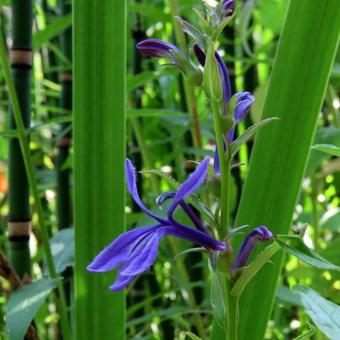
<box><xmin>211</xmin><ymin>99</ymin><xmax>230</xmax><ymax>236</ymax></box>
<box><xmin>0</xmin><ymin>32</ymin><xmax>71</xmax><ymax>340</ymax></box>
<box><xmin>226</xmin><ymin>280</ymin><xmax>238</xmax><ymax>340</ymax></box>
<box><xmin>168</xmin><ymin>0</ymin><xmax>202</xmax><ymax>148</ymax></box>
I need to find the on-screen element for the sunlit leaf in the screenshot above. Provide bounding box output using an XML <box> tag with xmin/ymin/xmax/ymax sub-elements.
<box><xmin>7</xmin><ymin>279</ymin><xmax>59</xmax><ymax>340</ymax></box>
<box><xmin>295</xmin><ymin>286</ymin><xmax>340</xmax><ymax>339</ymax></box>
<box><xmin>275</xmin><ymin>235</ymin><xmax>340</xmax><ymax>271</ymax></box>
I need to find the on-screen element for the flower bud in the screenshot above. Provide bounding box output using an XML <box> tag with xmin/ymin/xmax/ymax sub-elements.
<box><xmin>203</xmin><ymin>41</ymin><xmax>223</xmax><ymax>101</ymax></box>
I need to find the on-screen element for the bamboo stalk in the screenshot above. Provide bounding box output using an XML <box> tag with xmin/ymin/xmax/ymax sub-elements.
<box><xmin>0</xmin><ymin>27</ymin><xmax>71</xmax><ymax>340</ymax></box>
<box><xmin>73</xmin><ymin>1</ymin><xmax>126</xmax><ymax>339</ymax></box>
<box><xmin>56</xmin><ymin>0</ymin><xmax>72</xmax><ymax>231</ymax></box>
<box><xmin>7</xmin><ymin>0</ymin><xmax>32</xmax><ymax>279</ymax></box>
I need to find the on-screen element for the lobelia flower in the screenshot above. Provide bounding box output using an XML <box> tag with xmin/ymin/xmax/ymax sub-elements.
<box><xmin>221</xmin><ymin>0</ymin><xmax>235</xmax><ymax>13</ymax></box>
<box><xmin>213</xmin><ymin>91</ymin><xmax>255</xmax><ymax>175</ymax></box>
<box><xmin>137</xmin><ymin>38</ymin><xmax>190</xmax><ymax>74</ymax></box>
<box><xmin>232</xmin><ymin>226</ymin><xmax>273</xmax><ymax>273</ymax></box>
<box><xmin>87</xmin><ymin>157</ymin><xmax>226</xmax><ymax>291</ymax></box>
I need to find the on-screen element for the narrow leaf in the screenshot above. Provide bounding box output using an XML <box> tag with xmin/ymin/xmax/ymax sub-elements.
<box><xmin>231</xmin><ymin>117</ymin><xmax>279</xmax><ymax>158</ymax></box>
<box><xmin>33</xmin><ymin>14</ymin><xmax>72</xmax><ymax>48</ymax></box>
<box><xmin>209</xmin><ymin>262</ymin><xmax>227</xmax><ymax>330</ymax></box>
<box><xmin>312</xmin><ymin>143</ymin><xmax>340</xmax><ymax>156</ymax></box>
<box><xmin>230</xmin><ymin>1</ymin><xmax>340</xmax><ymax>339</ymax></box>
<box><xmin>231</xmin><ymin>242</ymin><xmax>280</xmax><ymax>298</ymax></box>
<box><xmin>275</xmin><ymin>235</ymin><xmax>340</xmax><ymax>271</ymax></box>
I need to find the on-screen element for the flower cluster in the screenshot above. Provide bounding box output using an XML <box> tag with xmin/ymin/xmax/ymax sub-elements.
<box><xmin>87</xmin><ymin>0</ymin><xmax>273</xmax><ymax>291</ymax></box>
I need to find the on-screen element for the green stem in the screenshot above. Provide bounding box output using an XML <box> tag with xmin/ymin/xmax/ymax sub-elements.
<box><xmin>211</xmin><ymin>99</ymin><xmax>230</xmax><ymax>236</ymax></box>
<box><xmin>226</xmin><ymin>280</ymin><xmax>238</xmax><ymax>340</ymax></box>
<box><xmin>0</xmin><ymin>33</ymin><xmax>71</xmax><ymax>339</ymax></box>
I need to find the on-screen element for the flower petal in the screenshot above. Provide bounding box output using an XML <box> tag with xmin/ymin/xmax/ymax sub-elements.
<box><xmin>222</xmin><ymin>0</ymin><xmax>235</xmax><ymax>12</ymax></box>
<box><xmin>233</xmin><ymin>91</ymin><xmax>255</xmax><ymax>122</ymax></box>
<box><xmin>232</xmin><ymin>225</ymin><xmax>272</xmax><ymax>272</ymax></box>
<box><xmin>125</xmin><ymin>158</ymin><xmax>167</xmax><ymax>224</ymax></box>
<box><xmin>213</xmin><ymin>139</ymin><xmax>226</xmax><ymax>176</ymax></box>
<box><xmin>86</xmin><ymin>225</ymin><xmax>159</xmax><ymax>272</ymax></box>
<box><xmin>120</xmin><ymin>227</ymin><xmax>168</xmax><ymax>276</ymax></box>
<box><xmin>215</xmin><ymin>52</ymin><xmax>231</xmax><ymax>103</ymax></box>
<box><xmin>109</xmin><ymin>272</ymin><xmax>136</xmax><ymax>291</ymax></box>
<box><xmin>167</xmin><ymin>224</ymin><xmax>226</xmax><ymax>251</ymax></box>
<box><xmin>137</xmin><ymin>39</ymin><xmax>182</xmax><ymax>59</ymax></box>
<box><xmin>175</xmin><ymin>157</ymin><xmax>210</xmax><ymax>202</ymax></box>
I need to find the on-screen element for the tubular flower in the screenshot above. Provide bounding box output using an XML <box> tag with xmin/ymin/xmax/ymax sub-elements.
<box><xmin>87</xmin><ymin>157</ymin><xmax>226</xmax><ymax>291</ymax></box>
<box><xmin>213</xmin><ymin>91</ymin><xmax>255</xmax><ymax>175</ymax></box>
<box><xmin>221</xmin><ymin>0</ymin><xmax>235</xmax><ymax>13</ymax></box>
<box><xmin>193</xmin><ymin>44</ymin><xmax>231</xmax><ymax>103</ymax></box>
<box><xmin>232</xmin><ymin>226</ymin><xmax>273</xmax><ymax>272</ymax></box>
<box><xmin>137</xmin><ymin>38</ymin><xmax>190</xmax><ymax>73</ymax></box>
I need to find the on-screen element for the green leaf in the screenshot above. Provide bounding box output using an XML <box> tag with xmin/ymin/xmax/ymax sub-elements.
<box><xmin>231</xmin><ymin>117</ymin><xmax>279</xmax><ymax>158</ymax></box>
<box><xmin>180</xmin><ymin>331</ymin><xmax>203</xmax><ymax>340</ymax></box>
<box><xmin>44</xmin><ymin>229</ymin><xmax>74</xmax><ymax>275</ymax></box>
<box><xmin>231</xmin><ymin>242</ymin><xmax>280</xmax><ymax>298</ymax></box>
<box><xmin>293</xmin><ymin>327</ymin><xmax>315</xmax><ymax>340</ymax></box>
<box><xmin>33</xmin><ymin>14</ymin><xmax>72</xmax><ymax>48</ymax></box>
<box><xmin>175</xmin><ymin>16</ymin><xmax>206</xmax><ymax>48</ymax></box>
<box><xmin>208</xmin><ymin>261</ymin><xmax>227</xmax><ymax>329</ymax></box>
<box><xmin>127</xmin><ymin>109</ymin><xmax>186</xmax><ymax>118</ymax></box>
<box><xmin>74</xmin><ymin>1</ymin><xmax>126</xmax><ymax>338</ymax></box>
<box><xmin>295</xmin><ymin>286</ymin><xmax>340</xmax><ymax>339</ymax></box>
<box><xmin>312</xmin><ymin>143</ymin><xmax>340</xmax><ymax>156</ymax></box>
<box><xmin>203</xmin><ymin>40</ymin><xmax>222</xmax><ymax>101</ymax></box>
<box><xmin>275</xmin><ymin>235</ymin><xmax>340</xmax><ymax>271</ymax></box>
<box><xmin>276</xmin><ymin>286</ymin><xmax>302</xmax><ymax>306</ymax></box>
<box><xmin>6</xmin><ymin>279</ymin><xmax>58</xmax><ymax>340</ymax></box>
<box><xmin>320</xmin><ymin>208</ymin><xmax>340</xmax><ymax>231</ymax></box>
<box><xmin>229</xmin><ymin>1</ymin><xmax>340</xmax><ymax>339</ymax></box>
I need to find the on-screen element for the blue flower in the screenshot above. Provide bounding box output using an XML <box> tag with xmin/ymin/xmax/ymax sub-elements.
<box><xmin>87</xmin><ymin>157</ymin><xmax>226</xmax><ymax>291</ymax></box>
<box><xmin>137</xmin><ymin>38</ymin><xmax>189</xmax><ymax>73</ymax></box>
<box><xmin>221</xmin><ymin>0</ymin><xmax>235</xmax><ymax>13</ymax></box>
<box><xmin>213</xmin><ymin>91</ymin><xmax>255</xmax><ymax>175</ymax></box>
<box><xmin>232</xmin><ymin>226</ymin><xmax>273</xmax><ymax>272</ymax></box>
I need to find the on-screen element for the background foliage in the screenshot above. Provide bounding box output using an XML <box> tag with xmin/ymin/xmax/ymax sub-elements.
<box><xmin>0</xmin><ymin>0</ymin><xmax>339</xmax><ymax>339</ymax></box>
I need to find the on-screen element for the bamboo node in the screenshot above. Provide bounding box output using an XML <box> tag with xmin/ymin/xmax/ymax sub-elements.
<box><xmin>9</xmin><ymin>49</ymin><xmax>33</xmax><ymax>67</ymax></box>
<box><xmin>8</xmin><ymin>221</ymin><xmax>31</xmax><ymax>237</ymax></box>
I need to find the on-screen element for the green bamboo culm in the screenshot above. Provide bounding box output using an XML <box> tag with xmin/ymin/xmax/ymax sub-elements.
<box><xmin>229</xmin><ymin>1</ymin><xmax>340</xmax><ymax>340</ymax></box>
<box><xmin>74</xmin><ymin>1</ymin><xmax>126</xmax><ymax>339</ymax></box>
<box><xmin>8</xmin><ymin>0</ymin><xmax>33</xmax><ymax>279</ymax></box>
<box><xmin>56</xmin><ymin>0</ymin><xmax>72</xmax><ymax>231</ymax></box>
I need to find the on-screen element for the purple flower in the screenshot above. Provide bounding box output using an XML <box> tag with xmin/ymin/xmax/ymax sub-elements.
<box><xmin>137</xmin><ymin>38</ymin><xmax>188</xmax><ymax>72</ymax></box>
<box><xmin>232</xmin><ymin>226</ymin><xmax>273</xmax><ymax>272</ymax></box>
<box><xmin>193</xmin><ymin>44</ymin><xmax>231</xmax><ymax>103</ymax></box>
<box><xmin>214</xmin><ymin>91</ymin><xmax>255</xmax><ymax>175</ymax></box>
<box><xmin>227</xmin><ymin>91</ymin><xmax>255</xmax><ymax>141</ymax></box>
<box><xmin>221</xmin><ymin>0</ymin><xmax>235</xmax><ymax>13</ymax></box>
<box><xmin>87</xmin><ymin>157</ymin><xmax>226</xmax><ymax>291</ymax></box>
